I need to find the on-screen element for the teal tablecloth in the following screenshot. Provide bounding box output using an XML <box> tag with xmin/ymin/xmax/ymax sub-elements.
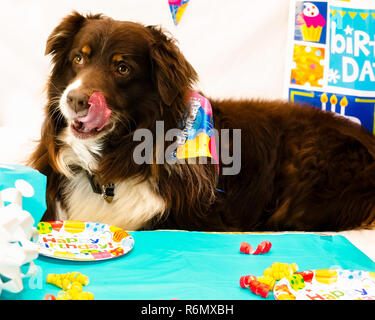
<box><xmin>2</xmin><ymin>231</ymin><xmax>375</xmax><ymax>300</ymax></box>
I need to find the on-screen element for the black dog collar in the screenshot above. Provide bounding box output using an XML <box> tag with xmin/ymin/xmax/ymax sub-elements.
<box><xmin>85</xmin><ymin>170</ymin><xmax>115</xmax><ymax>203</ymax></box>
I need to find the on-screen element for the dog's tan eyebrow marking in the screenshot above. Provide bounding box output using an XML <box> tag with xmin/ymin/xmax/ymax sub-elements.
<box><xmin>112</xmin><ymin>54</ymin><xmax>125</xmax><ymax>62</ymax></box>
<box><xmin>81</xmin><ymin>45</ymin><xmax>91</xmax><ymax>56</ymax></box>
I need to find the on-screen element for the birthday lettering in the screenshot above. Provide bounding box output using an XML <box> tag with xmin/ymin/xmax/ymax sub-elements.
<box><xmin>306</xmin><ymin>292</ymin><xmax>325</xmax><ymax>300</ymax></box>
<box><xmin>43</xmin><ymin>243</ymin><xmax>67</xmax><ymax>249</ymax></box>
<box><xmin>306</xmin><ymin>290</ymin><xmax>346</xmax><ymax>300</ymax></box>
<box><xmin>43</xmin><ymin>237</ymin><xmax>78</xmax><ymax>243</ymax></box>
<box><xmin>342</xmin><ymin>57</ymin><xmax>375</xmax><ymax>83</ymax></box>
<box><xmin>331</xmin><ymin>21</ymin><xmax>375</xmax><ymax>84</ymax></box>
<box><xmin>330</xmin><ymin>290</ymin><xmax>345</xmax><ymax>298</ymax></box>
<box><xmin>41</xmin><ymin>237</ymin><xmax>114</xmax><ymax>250</ymax></box>
<box><xmin>98</xmin><ymin>242</ymin><xmax>114</xmax><ymax>249</ymax></box>
<box><xmin>355</xmin><ymin>288</ymin><xmax>367</xmax><ymax>295</ymax></box>
<box><xmin>331</xmin><ymin>21</ymin><xmax>375</xmax><ymax>57</ymax></box>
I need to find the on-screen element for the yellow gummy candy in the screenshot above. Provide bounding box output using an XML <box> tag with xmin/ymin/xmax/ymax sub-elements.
<box><xmin>64</xmin><ymin>272</ymin><xmax>90</xmax><ymax>286</ymax></box>
<box><xmin>53</xmin><ymin>272</ymin><xmax>89</xmax><ymax>286</ymax></box>
<box><xmin>47</xmin><ymin>272</ymin><xmax>92</xmax><ymax>300</ymax></box>
<box><xmin>56</xmin><ymin>288</ymin><xmax>94</xmax><ymax>300</ymax></box>
<box><xmin>70</xmin><ymin>281</ymin><xmax>83</xmax><ymax>293</ymax></box>
<box><xmin>288</xmin><ymin>274</ymin><xmax>305</xmax><ymax>291</ymax></box>
<box><xmin>56</xmin><ymin>290</ymin><xmax>94</xmax><ymax>300</ymax></box>
<box><xmin>46</xmin><ymin>274</ymin><xmax>72</xmax><ymax>290</ymax></box>
<box><xmin>263</xmin><ymin>262</ymin><xmax>299</xmax><ymax>280</ymax></box>
<box><xmin>257</xmin><ymin>275</ymin><xmax>276</xmax><ymax>290</ymax></box>
<box><xmin>75</xmin><ymin>292</ymin><xmax>95</xmax><ymax>300</ymax></box>
<box><xmin>56</xmin><ymin>290</ymin><xmax>71</xmax><ymax>300</ymax></box>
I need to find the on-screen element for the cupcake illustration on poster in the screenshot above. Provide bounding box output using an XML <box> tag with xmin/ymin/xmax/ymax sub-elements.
<box><xmin>295</xmin><ymin>1</ymin><xmax>327</xmax><ymax>43</ymax></box>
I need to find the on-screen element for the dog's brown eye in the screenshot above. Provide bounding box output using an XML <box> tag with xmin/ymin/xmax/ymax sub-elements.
<box><xmin>73</xmin><ymin>55</ymin><xmax>84</xmax><ymax>65</ymax></box>
<box><xmin>116</xmin><ymin>64</ymin><xmax>129</xmax><ymax>75</ymax></box>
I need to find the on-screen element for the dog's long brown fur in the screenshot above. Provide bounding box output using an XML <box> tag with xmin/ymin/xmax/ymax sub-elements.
<box><xmin>28</xmin><ymin>12</ymin><xmax>375</xmax><ymax>231</ymax></box>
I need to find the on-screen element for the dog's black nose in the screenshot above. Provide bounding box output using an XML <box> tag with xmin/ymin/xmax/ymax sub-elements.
<box><xmin>67</xmin><ymin>89</ymin><xmax>89</xmax><ymax>113</ymax></box>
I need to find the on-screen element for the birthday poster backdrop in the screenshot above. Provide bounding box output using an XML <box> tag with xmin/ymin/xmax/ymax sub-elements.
<box><xmin>285</xmin><ymin>0</ymin><xmax>375</xmax><ymax>134</ymax></box>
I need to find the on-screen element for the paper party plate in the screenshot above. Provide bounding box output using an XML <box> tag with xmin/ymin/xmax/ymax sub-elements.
<box><xmin>37</xmin><ymin>221</ymin><xmax>134</xmax><ymax>261</ymax></box>
<box><xmin>273</xmin><ymin>269</ymin><xmax>375</xmax><ymax>300</ymax></box>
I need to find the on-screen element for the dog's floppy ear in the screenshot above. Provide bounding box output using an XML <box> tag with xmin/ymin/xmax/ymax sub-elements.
<box><xmin>45</xmin><ymin>12</ymin><xmax>102</xmax><ymax>67</ymax></box>
<box><xmin>147</xmin><ymin>25</ymin><xmax>198</xmax><ymax>106</ymax></box>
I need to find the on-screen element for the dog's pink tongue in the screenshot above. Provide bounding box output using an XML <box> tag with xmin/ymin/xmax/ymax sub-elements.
<box><xmin>77</xmin><ymin>92</ymin><xmax>112</xmax><ymax>131</ymax></box>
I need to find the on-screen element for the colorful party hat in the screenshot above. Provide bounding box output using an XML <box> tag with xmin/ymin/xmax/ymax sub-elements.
<box><xmin>168</xmin><ymin>0</ymin><xmax>190</xmax><ymax>25</ymax></box>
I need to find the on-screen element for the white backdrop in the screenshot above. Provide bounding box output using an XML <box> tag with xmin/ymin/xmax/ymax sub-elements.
<box><xmin>1</xmin><ymin>0</ymin><xmax>374</xmax><ymax>161</ymax></box>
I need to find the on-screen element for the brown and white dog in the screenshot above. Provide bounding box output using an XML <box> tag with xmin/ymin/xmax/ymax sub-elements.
<box><xmin>29</xmin><ymin>12</ymin><xmax>375</xmax><ymax>231</ymax></box>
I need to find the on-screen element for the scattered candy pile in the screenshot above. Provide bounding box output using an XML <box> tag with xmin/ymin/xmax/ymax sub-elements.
<box><xmin>240</xmin><ymin>262</ymin><xmax>300</xmax><ymax>298</ymax></box>
<box><xmin>239</xmin><ymin>240</ymin><xmax>310</xmax><ymax>299</ymax></box>
<box><xmin>44</xmin><ymin>272</ymin><xmax>94</xmax><ymax>300</ymax></box>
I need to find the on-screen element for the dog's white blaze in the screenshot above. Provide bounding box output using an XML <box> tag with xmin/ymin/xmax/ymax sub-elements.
<box><xmin>59</xmin><ymin>78</ymin><xmax>83</xmax><ymax>119</ymax></box>
<box><xmin>61</xmin><ymin>171</ymin><xmax>166</xmax><ymax>230</ymax></box>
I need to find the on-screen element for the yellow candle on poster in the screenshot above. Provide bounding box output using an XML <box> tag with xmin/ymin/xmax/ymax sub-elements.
<box><xmin>339</xmin><ymin>96</ymin><xmax>348</xmax><ymax>115</ymax></box>
<box><xmin>320</xmin><ymin>92</ymin><xmax>328</xmax><ymax>111</ymax></box>
<box><xmin>330</xmin><ymin>94</ymin><xmax>338</xmax><ymax>113</ymax></box>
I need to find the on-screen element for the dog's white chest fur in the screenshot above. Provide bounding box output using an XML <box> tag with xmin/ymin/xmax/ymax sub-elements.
<box><xmin>62</xmin><ymin>172</ymin><xmax>166</xmax><ymax>230</ymax></box>
<box><xmin>57</xmin><ymin>129</ymin><xmax>166</xmax><ymax>230</ymax></box>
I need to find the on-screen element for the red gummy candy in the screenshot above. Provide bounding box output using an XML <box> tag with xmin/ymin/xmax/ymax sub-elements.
<box><xmin>296</xmin><ymin>270</ymin><xmax>314</xmax><ymax>283</ymax></box>
<box><xmin>249</xmin><ymin>280</ymin><xmax>270</xmax><ymax>298</ymax></box>
<box><xmin>240</xmin><ymin>240</ymin><xmax>272</xmax><ymax>255</ymax></box>
<box><xmin>239</xmin><ymin>275</ymin><xmax>257</xmax><ymax>288</ymax></box>
<box><xmin>262</xmin><ymin>241</ymin><xmax>272</xmax><ymax>253</ymax></box>
<box><xmin>240</xmin><ymin>242</ymin><xmax>251</xmax><ymax>254</ymax></box>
